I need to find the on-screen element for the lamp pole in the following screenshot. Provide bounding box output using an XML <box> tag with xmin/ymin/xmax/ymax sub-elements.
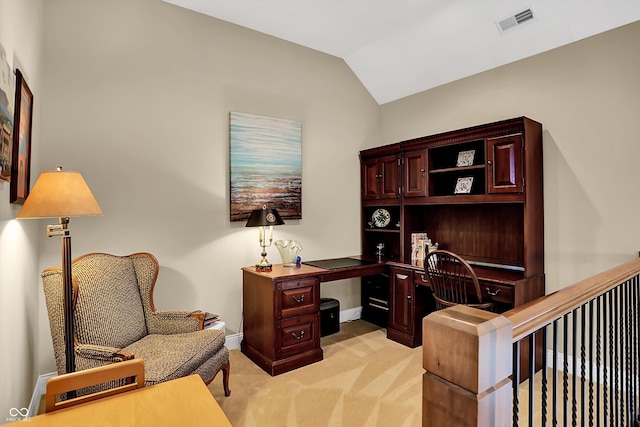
<box><xmin>49</xmin><ymin>217</ymin><xmax>75</xmax><ymax>374</ymax></box>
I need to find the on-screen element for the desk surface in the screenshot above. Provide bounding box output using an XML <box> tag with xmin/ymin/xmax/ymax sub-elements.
<box><xmin>7</xmin><ymin>375</ymin><xmax>232</xmax><ymax>427</ymax></box>
<box><xmin>242</xmin><ymin>256</ymin><xmax>386</xmax><ymax>282</ymax></box>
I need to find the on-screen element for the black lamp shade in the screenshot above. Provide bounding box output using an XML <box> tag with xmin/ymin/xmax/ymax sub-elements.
<box><xmin>245</xmin><ymin>206</ymin><xmax>285</xmax><ymax>227</ymax></box>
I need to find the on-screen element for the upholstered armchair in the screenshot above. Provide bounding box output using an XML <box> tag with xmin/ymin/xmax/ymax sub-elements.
<box><xmin>41</xmin><ymin>252</ymin><xmax>230</xmax><ymax>396</ymax></box>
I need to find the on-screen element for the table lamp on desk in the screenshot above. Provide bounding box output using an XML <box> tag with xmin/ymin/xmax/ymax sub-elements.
<box><xmin>245</xmin><ymin>204</ymin><xmax>284</xmax><ymax>272</ymax></box>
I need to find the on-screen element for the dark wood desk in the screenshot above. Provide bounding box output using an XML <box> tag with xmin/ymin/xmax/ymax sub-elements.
<box><xmin>385</xmin><ymin>261</ymin><xmax>545</xmax><ymax>346</ymax></box>
<box><xmin>241</xmin><ymin>259</ymin><xmax>385</xmax><ymax>376</ymax></box>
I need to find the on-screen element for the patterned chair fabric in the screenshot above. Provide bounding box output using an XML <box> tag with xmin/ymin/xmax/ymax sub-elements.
<box><xmin>42</xmin><ymin>252</ymin><xmax>230</xmax><ymax>395</ymax></box>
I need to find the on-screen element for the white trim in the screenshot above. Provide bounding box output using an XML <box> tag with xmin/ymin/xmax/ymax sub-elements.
<box><xmin>225</xmin><ymin>332</ymin><xmax>242</xmax><ymax>350</ymax></box>
<box><xmin>340</xmin><ymin>306</ymin><xmax>362</xmax><ymax>323</ymax></box>
<box><xmin>28</xmin><ymin>371</ymin><xmax>56</xmax><ymax>417</ymax></box>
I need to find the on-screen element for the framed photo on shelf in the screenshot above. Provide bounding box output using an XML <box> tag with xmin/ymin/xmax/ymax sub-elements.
<box><xmin>10</xmin><ymin>69</ymin><xmax>34</xmax><ymax>204</ymax></box>
<box><xmin>454</xmin><ymin>176</ymin><xmax>474</xmax><ymax>194</ymax></box>
<box><xmin>456</xmin><ymin>149</ymin><xmax>475</xmax><ymax>167</ymax></box>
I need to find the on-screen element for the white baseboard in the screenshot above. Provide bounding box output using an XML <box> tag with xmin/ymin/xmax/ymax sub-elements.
<box><xmin>28</xmin><ymin>371</ymin><xmax>56</xmax><ymax>417</ymax></box>
<box><xmin>340</xmin><ymin>306</ymin><xmax>362</xmax><ymax>323</ymax></box>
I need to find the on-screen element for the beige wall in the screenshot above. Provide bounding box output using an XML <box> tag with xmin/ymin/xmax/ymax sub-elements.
<box><xmin>0</xmin><ymin>0</ymin><xmax>44</xmax><ymax>417</ymax></box>
<box><xmin>380</xmin><ymin>20</ymin><xmax>640</xmax><ymax>297</ymax></box>
<box><xmin>34</xmin><ymin>0</ymin><xmax>379</xmax><ymax>375</ymax></box>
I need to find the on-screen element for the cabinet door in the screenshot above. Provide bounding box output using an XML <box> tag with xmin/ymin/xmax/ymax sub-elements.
<box><xmin>362</xmin><ymin>158</ymin><xmax>381</xmax><ymax>200</ymax></box>
<box><xmin>389</xmin><ymin>268</ymin><xmax>414</xmax><ymax>334</ymax></box>
<box><xmin>380</xmin><ymin>155</ymin><xmax>400</xmax><ymax>199</ymax></box>
<box><xmin>487</xmin><ymin>135</ymin><xmax>523</xmax><ymax>193</ymax></box>
<box><xmin>403</xmin><ymin>150</ymin><xmax>427</xmax><ymax>198</ymax></box>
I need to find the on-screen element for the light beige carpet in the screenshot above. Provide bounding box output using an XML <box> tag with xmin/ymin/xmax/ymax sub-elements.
<box><xmin>209</xmin><ymin>321</ymin><xmax>423</xmax><ymax>427</ymax></box>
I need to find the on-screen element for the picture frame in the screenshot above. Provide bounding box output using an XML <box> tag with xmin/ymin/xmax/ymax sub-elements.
<box><xmin>229</xmin><ymin>112</ymin><xmax>302</xmax><ymax>221</ymax></box>
<box><xmin>454</xmin><ymin>176</ymin><xmax>474</xmax><ymax>194</ymax></box>
<box><xmin>10</xmin><ymin>69</ymin><xmax>33</xmax><ymax>204</ymax></box>
<box><xmin>456</xmin><ymin>149</ymin><xmax>475</xmax><ymax>167</ymax></box>
<box><xmin>0</xmin><ymin>42</ymin><xmax>16</xmax><ymax>183</ymax></box>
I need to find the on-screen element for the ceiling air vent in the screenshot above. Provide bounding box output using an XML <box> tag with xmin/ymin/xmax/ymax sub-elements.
<box><xmin>497</xmin><ymin>7</ymin><xmax>535</xmax><ymax>33</ymax></box>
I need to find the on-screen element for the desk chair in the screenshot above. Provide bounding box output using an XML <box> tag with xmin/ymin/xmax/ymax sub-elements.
<box><xmin>424</xmin><ymin>250</ymin><xmax>493</xmax><ymax>311</ymax></box>
<box><xmin>46</xmin><ymin>358</ymin><xmax>145</xmax><ymax>412</ymax></box>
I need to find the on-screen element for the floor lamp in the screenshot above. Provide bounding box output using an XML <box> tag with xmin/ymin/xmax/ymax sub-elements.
<box><xmin>17</xmin><ymin>167</ymin><xmax>103</xmax><ymax>374</ymax></box>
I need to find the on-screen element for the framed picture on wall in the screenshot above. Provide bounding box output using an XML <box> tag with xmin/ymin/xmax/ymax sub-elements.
<box><xmin>0</xmin><ymin>43</ymin><xmax>16</xmax><ymax>183</ymax></box>
<box><xmin>229</xmin><ymin>112</ymin><xmax>302</xmax><ymax>221</ymax></box>
<box><xmin>10</xmin><ymin>68</ymin><xmax>33</xmax><ymax>204</ymax></box>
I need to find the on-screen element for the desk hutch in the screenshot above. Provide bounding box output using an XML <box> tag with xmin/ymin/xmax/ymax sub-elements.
<box><xmin>360</xmin><ymin>116</ymin><xmax>545</xmax><ymax>347</ymax></box>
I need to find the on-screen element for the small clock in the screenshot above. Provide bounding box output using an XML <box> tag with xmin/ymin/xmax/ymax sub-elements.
<box><xmin>371</xmin><ymin>208</ymin><xmax>391</xmax><ymax>228</ymax></box>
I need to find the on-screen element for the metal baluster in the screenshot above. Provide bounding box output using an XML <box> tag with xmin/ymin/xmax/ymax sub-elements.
<box><xmin>623</xmin><ymin>280</ymin><xmax>630</xmax><ymax>427</ymax></box>
<box><xmin>611</xmin><ymin>288</ymin><xmax>616</xmax><ymax>427</ymax></box>
<box><xmin>513</xmin><ymin>341</ymin><xmax>520</xmax><ymax>427</ymax></box>
<box><xmin>541</xmin><ymin>326</ymin><xmax>548</xmax><ymax>427</ymax></box>
<box><xmin>553</xmin><ymin>319</ymin><xmax>559</xmax><ymax>427</ymax></box>
<box><xmin>580</xmin><ymin>304</ymin><xmax>586</xmax><ymax>426</ymax></box>
<box><xmin>588</xmin><ymin>300</ymin><xmax>594</xmax><ymax>427</ymax></box>
<box><xmin>528</xmin><ymin>333</ymin><xmax>535</xmax><ymax>427</ymax></box>
<box><xmin>631</xmin><ymin>276</ymin><xmax>640</xmax><ymax>420</ymax></box>
<box><xmin>563</xmin><ymin>313</ymin><xmax>569</xmax><ymax>427</ymax></box>
<box><xmin>603</xmin><ymin>292</ymin><xmax>609</xmax><ymax>426</ymax></box>
<box><xmin>606</xmin><ymin>290</ymin><xmax>612</xmax><ymax>425</ymax></box>
<box><xmin>611</xmin><ymin>286</ymin><xmax>622</xmax><ymax>427</ymax></box>
<box><xmin>597</xmin><ymin>294</ymin><xmax>602</xmax><ymax>427</ymax></box>
<box><xmin>571</xmin><ymin>308</ymin><xmax>578</xmax><ymax>427</ymax></box>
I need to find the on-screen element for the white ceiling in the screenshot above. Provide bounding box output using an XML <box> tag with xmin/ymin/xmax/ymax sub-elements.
<box><xmin>162</xmin><ymin>0</ymin><xmax>640</xmax><ymax>105</ymax></box>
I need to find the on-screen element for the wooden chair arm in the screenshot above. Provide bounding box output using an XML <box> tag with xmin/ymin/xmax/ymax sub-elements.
<box><xmin>45</xmin><ymin>358</ymin><xmax>145</xmax><ymax>413</ymax></box>
<box><xmin>190</xmin><ymin>310</ymin><xmax>206</xmax><ymax>330</ymax></box>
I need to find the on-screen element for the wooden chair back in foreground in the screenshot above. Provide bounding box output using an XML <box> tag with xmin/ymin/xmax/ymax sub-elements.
<box><xmin>45</xmin><ymin>358</ymin><xmax>145</xmax><ymax>413</ymax></box>
<box><xmin>424</xmin><ymin>250</ymin><xmax>493</xmax><ymax>311</ymax></box>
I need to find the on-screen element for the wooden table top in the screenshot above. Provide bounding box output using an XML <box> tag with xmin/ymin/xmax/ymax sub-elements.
<box><xmin>4</xmin><ymin>374</ymin><xmax>232</xmax><ymax>427</ymax></box>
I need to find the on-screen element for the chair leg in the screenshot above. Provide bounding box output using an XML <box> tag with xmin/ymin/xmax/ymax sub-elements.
<box><xmin>221</xmin><ymin>360</ymin><xmax>231</xmax><ymax>397</ymax></box>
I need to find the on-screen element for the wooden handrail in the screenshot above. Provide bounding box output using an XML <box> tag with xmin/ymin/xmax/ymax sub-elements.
<box><xmin>506</xmin><ymin>257</ymin><xmax>640</xmax><ymax>342</ymax></box>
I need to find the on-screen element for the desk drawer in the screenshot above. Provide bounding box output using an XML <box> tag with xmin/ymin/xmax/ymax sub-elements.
<box><xmin>276</xmin><ymin>314</ymin><xmax>320</xmax><ymax>358</ymax></box>
<box><xmin>481</xmin><ymin>282</ymin><xmax>513</xmax><ymax>304</ymax></box>
<box><xmin>276</xmin><ymin>278</ymin><xmax>319</xmax><ymax>319</ymax></box>
<box><xmin>414</xmin><ymin>271</ymin><xmax>429</xmax><ymax>287</ymax></box>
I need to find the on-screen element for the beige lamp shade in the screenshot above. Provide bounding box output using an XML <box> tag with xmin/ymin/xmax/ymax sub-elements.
<box><xmin>16</xmin><ymin>169</ymin><xmax>103</xmax><ymax>219</ymax></box>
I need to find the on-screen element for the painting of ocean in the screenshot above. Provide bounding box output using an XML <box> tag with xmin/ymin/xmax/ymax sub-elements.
<box><xmin>230</xmin><ymin>112</ymin><xmax>302</xmax><ymax>221</ymax></box>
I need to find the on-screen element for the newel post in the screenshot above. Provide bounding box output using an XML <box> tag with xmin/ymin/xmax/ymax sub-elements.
<box><xmin>422</xmin><ymin>305</ymin><xmax>512</xmax><ymax>427</ymax></box>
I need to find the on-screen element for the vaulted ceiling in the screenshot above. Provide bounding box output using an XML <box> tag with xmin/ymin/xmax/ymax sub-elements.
<box><xmin>162</xmin><ymin>0</ymin><xmax>640</xmax><ymax>105</ymax></box>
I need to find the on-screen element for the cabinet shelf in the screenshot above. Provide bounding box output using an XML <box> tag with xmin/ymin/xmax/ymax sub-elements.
<box><xmin>364</xmin><ymin>228</ymin><xmax>401</xmax><ymax>233</ymax></box>
<box><xmin>429</xmin><ymin>164</ymin><xmax>485</xmax><ymax>174</ymax></box>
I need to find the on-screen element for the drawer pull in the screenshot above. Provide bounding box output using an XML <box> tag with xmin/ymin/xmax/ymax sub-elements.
<box><xmin>291</xmin><ymin>331</ymin><xmax>305</xmax><ymax>340</ymax></box>
<box><xmin>486</xmin><ymin>287</ymin><xmax>501</xmax><ymax>297</ymax></box>
<box><xmin>292</xmin><ymin>294</ymin><xmax>305</xmax><ymax>303</ymax></box>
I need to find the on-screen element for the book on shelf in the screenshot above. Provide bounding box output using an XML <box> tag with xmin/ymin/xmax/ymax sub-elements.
<box><xmin>411</xmin><ymin>233</ymin><xmax>428</xmax><ymax>267</ymax></box>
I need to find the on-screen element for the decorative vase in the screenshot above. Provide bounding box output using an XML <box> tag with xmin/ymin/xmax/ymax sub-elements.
<box><xmin>275</xmin><ymin>240</ymin><xmax>303</xmax><ymax>267</ymax></box>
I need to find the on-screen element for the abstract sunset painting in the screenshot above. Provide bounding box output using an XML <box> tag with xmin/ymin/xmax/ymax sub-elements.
<box><xmin>230</xmin><ymin>112</ymin><xmax>302</xmax><ymax>221</ymax></box>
